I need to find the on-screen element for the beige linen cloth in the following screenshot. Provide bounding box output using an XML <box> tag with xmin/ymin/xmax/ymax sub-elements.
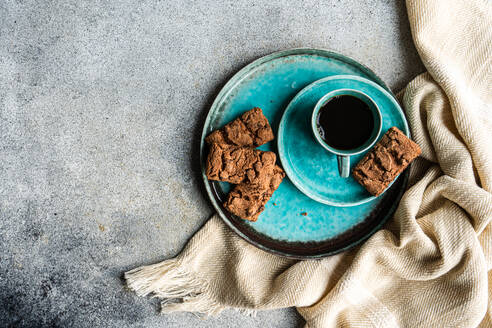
<box><xmin>125</xmin><ymin>0</ymin><xmax>492</xmax><ymax>326</ymax></box>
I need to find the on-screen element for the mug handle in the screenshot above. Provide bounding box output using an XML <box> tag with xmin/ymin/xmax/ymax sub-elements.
<box><xmin>337</xmin><ymin>155</ymin><xmax>350</xmax><ymax>178</ymax></box>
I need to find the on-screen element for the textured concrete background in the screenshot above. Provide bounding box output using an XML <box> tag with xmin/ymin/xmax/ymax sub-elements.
<box><xmin>0</xmin><ymin>0</ymin><xmax>424</xmax><ymax>327</ymax></box>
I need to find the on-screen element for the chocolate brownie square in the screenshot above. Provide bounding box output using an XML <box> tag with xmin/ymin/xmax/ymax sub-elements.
<box><xmin>224</xmin><ymin>165</ymin><xmax>285</xmax><ymax>221</ymax></box>
<box><xmin>205</xmin><ymin>143</ymin><xmax>276</xmax><ymax>185</ymax></box>
<box><xmin>205</xmin><ymin>107</ymin><xmax>274</xmax><ymax>147</ymax></box>
<box><xmin>353</xmin><ymin>127</ymin><xmax>421</xmax><ymax>196</ymax></box>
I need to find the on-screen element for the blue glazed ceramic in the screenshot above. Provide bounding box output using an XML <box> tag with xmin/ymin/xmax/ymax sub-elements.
<box><xmin>278</xmin><ymin>75</ymin><xmax>409</xmax><ymax>206</ymax></box>
<box><xmin>310</xmin><ymin>88</ymin><xmax>383</xmax><ymax>179</ymax></box>
<box><xmin>200</xmin><ymin>49</ymin><xmax>409</xmax><ymax>259</ymax></box>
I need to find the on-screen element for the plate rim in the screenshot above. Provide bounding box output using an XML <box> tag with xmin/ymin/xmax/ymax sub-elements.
<box><xmin>277</xmin><ymin>74</ymin><xmax>410</xmax><ymax>207</ymax></box>
<box><xmin>199</xmin><ymin>48</ymin><xmax>409</xmax><ymax>259</ymax></box>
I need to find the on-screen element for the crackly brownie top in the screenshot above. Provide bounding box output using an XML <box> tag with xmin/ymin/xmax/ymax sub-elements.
<box><xmin>224</xmin><ymin>165</ymin><xmax>285</xmax><ymax>221</ymax></box>
<box><xmin>353</xmin><ymin>127</ymin><xmax>421</xmax><ymax>196</ymax></box>
<box><xmin>206</xmin><ymin>143</ymin><xmax>276</xmax><ymax>185</ymax></box>
<box><xmin>205</xmin><ymin>107</ymin><xmax>274</xmax><ymax>147</ymax></box>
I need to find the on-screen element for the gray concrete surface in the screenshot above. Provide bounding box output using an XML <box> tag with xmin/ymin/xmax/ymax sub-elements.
<box><xmin>0</xmin><ymin>0</ymin><xmax>424</xmax><ymax>327</ymax></box>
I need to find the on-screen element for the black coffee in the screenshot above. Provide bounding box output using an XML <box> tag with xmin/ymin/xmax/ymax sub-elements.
<box><xmin>316</xmin><ymin>95</ymin><xmax>374</xmax><ymax>150</ymax></box>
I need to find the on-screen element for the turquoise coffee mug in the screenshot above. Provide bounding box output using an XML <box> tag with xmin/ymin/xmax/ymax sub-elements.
<box><xmin>311</xmin><ymin>89</ymin><xmax>382</xmax><ymax>178</ymax></box>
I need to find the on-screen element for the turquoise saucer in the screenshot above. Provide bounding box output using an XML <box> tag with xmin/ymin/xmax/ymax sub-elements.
<box><xmin>278</xmin><ymin>75</ymin><xmax>409</xmax><ymax>206</ymax></box>
<box><xmin>200</xmin><ymin>49</ymin><xmax>409</xmax><ymax>259</ymax></box>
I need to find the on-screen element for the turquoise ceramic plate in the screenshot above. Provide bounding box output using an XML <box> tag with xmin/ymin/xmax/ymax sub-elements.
<box><xmin>200</xmin><ymin>49</ymin><xmax>409</xmax><ymax>259</ymax></box>
<box><xmin>278</xmin><ymin>75</ymin><xmax>409</xmax><ymax>207</ymax></box>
